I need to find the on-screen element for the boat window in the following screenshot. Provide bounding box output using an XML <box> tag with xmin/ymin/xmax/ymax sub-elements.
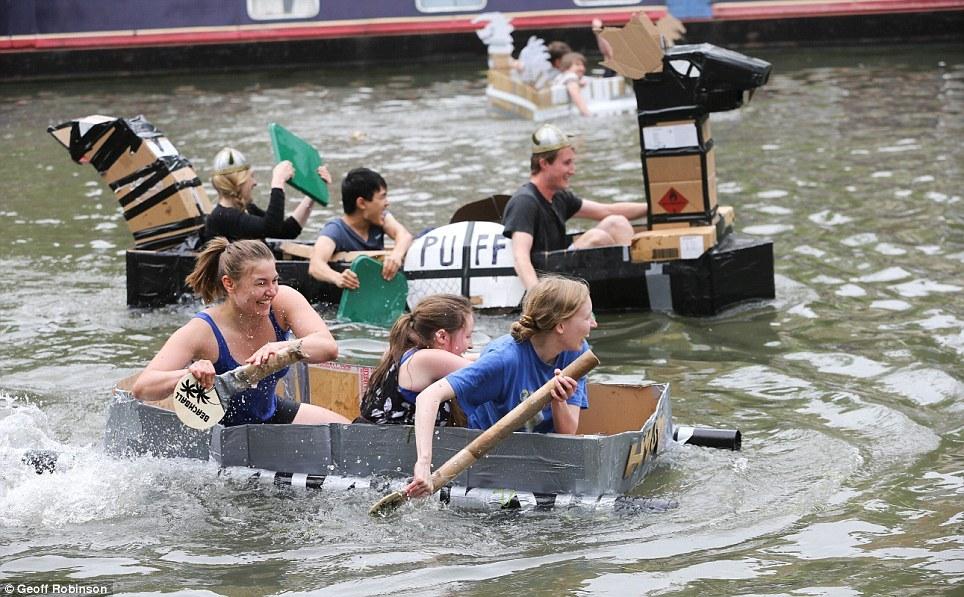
<box><xmin>415</xmin><ymin>0</ymin><xmax>487</xmax><ymax>13</ymax></box>
<box><xmin>247</xmin><ymin>0</ymin><xmax>320</xmax><ymax>21</ymax></box>
<box><xmin>573</xmin><ymin>0</ymin><xmax>643</xmax><ymax>6</ymax></box>
<box><xmin>669</xmin><ymin>59</ymin><xmax>700</xmax><ymax>78</ymax></box>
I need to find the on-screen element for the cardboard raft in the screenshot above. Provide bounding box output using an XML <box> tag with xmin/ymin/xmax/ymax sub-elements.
<box><xmin>107</xmin><ymin>361</ymin><xmax>672</xmax><ymax>499</ymax></box>
<box><xmin>48</xmin><ymin>115</ymin><xmax>212</xmax><ymax>250</ymax></box>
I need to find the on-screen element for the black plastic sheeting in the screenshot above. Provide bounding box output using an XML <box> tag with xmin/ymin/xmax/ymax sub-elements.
<box><xmin>534</xmin><ymin>233</ymin><xmax>774</xmax><ymax>315</ymax></box>
<box><xmin>633</xmin><ymin>43</ymin><xmax>772</xmax><ymax>123</ymax></box>
<box><xmin>125</xmin><ymin>233</ymin><xmax>773</xmax><ymax>314</ymax></box>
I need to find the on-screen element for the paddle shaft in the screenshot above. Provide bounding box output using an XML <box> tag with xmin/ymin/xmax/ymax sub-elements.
<box><xmin>428</xmin><ymin>350</ymin><xmax>599</xmax><ymax>491</ymax></box>
<box><xmin>215</xmin><ymin>342</ymin><xmax>308</xmax><ymax>401</ymax></box>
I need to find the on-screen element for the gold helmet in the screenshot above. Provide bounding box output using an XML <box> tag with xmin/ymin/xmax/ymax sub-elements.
<box><xmin>211</xmin><ymin>147</ymin><xmax>250</xmax><ymax>177</ymax></box>
<box><xmin>530</xmin><ymin>124</ymin><xmax>571</xmax><ymax>155</ymax></box>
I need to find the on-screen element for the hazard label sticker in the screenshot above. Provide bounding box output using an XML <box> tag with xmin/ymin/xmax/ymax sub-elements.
<box><xmin>658</xmin><ymin>188</ymin><xmax>689</xmax><ymax>213</ymax></box>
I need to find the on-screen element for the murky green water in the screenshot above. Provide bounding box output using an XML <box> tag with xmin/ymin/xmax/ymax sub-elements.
<box><xmin>1</xmin><ymin>43</ymin><xmax>962</xmax><ymax>595</ymax></box>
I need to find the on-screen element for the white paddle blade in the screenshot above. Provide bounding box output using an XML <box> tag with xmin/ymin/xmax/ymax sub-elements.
<box><xmin>172</xmin><ymin>373</ymin><xmax>224</xmax><ymax>430</ymax></box>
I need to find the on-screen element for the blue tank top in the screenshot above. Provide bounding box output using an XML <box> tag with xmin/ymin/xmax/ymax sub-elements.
<box><xmin>195</xmin><ymin>310</ymin><xmax>290</xmax><ymax>426</ymax></box>
<box><xmin>397</xmin><ymin>348</ymin><xmax>420</xmax><ymax>404</ymax></box>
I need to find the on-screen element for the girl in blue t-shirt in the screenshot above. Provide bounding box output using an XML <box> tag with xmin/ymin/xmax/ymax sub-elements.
<box><xmin>405</xmin><ymin>275</ymin><xmax>596</xmax><ymax>498</ymax></box>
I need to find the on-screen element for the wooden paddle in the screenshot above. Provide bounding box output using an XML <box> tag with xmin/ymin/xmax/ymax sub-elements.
<box><xmin>369</xmin><ymin>349</ymin><xmax>600</xmax><ymax>517</ymax></box>
<box><xmin>172</xmin><ymin>343</ymin><xmax>307</xmax><ymax>430</ymax></box>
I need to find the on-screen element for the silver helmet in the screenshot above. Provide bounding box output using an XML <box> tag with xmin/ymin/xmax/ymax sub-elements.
<box><xmin>530</xmin><ymin>124</ymin><xmax>571</xmax><ymax>155</ymax></box>
<box><xmin>211</xmin><ymin>147</ymin><xmax>250</xmax><ymax>177</ymax></box>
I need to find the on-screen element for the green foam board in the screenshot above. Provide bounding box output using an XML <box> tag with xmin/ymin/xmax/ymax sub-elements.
<box><xmin>268</xmin><ymin>122</ymin><xmax>329</xmax><ymax>205</ymax></box>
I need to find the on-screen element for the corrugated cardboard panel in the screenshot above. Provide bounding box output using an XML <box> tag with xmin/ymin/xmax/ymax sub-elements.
<box><xmin>102</xmin><ymin>136</ymin><xmax>177</xmax><ymax>185</ymax></box>
<box><xmin>641</xmin><ymin>117</ymin><xmax>711</xmax><ymax>151</ymax></box>
<box><xmin>645</xmin><ymin>148</ymin><xmax>715</xmax><ymax>183</ymax></box>
<box><xmin>630</xmin><ymin>225</ymin><xmax>717</xmax><ymax>262</ymax></box>
<box><xmin>648</xmin><ymin>174</ymin><xmax>718</xmax><ymax>217</ymax></box>
<box><xmin>307</xmin><ymin>362</ymin><xmax>369</xmax><ymax>420</ymax></box>
<box><xmin>578</xmin><ymin>384</ymin><xmax>660</xmax><ymax>435</ymax></box>
<box><xmin>123</xmin><ymin>170</ymin><xmax>207</xmax><ymax>233</ymax></box>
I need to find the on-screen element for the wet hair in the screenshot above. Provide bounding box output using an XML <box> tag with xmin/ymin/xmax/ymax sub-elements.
<box><xmin>510</xmin><ymin>275</ymin><xmax>590</xmax><ymax>342</ymax></box>
<box><xmin>547</xmin><ymin>41</ymin><xmax>572</xmax><ymax>67</ymax></box>
<box><xmin>368</xmin><ymin>294</ymin><xmax>474</xmax><ymax>394</ymax></box>
<box><xmin>211</xmin><ymin>169</ymin><xmax>253</xmax><ymax>210</ymax></box>
<box><xmin>530</xmin><ymin>148</ymin><xmax>567</xmax><ymax>175</ymax></box>
<box><xmin>185</xmin><ymin>237</ymin><xmax>275</xmax><ymax>303</ymax></box>
<box><xmin>558</xmin><ymin>52</ymin><xmax>586</xmax><ymax>71</ymax></box>
<box><xmin>341</xmin><ymin>167</ymin><xmax>387</xmax><ymax>214</ymax></box>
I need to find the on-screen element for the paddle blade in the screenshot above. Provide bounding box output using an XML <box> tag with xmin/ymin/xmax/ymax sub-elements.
<box><xmin>337</xmin><ymin>255</ymin><xmax>408</xmax><ymax>327</ymax></box>
<box><xmin>172</xmin><ymin>373</ymin><xmax>224</xmax><ymax>430</ymax></box>
<box><xmin>268</xmin><ymin>122</ymin><xmax>329</xmax><ymax>206</ymax></box>
<box><xmin>369</xmin><ymin>490</ymin><xmax>409</xmax><ymax>518</ymax></box>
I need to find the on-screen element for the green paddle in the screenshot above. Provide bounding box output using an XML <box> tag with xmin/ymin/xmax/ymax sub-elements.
<box><xmin>369</xmin><ymin>350</ymin><xmax>600</xmax><ymax>517</ymax></box>
<box><xmin>268</xmin><ymin>122</ymin><xmax>329</xmax><ymax>206</ymax></box>
<box><xmin>337</xmin><ymin>255</ymin><xmax>408</xmax><ymax>328</ymax></box>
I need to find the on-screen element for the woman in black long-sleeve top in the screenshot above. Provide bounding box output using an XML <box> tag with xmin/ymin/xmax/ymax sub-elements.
<box><xmin>201</xmin><ymin>147</ymin><xmax>330</xmax><ymax>245</ymax></box>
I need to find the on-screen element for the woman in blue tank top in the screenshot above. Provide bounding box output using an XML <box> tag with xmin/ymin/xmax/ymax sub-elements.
<box><xmin>132</xmin><ymin>238</ymin><xmax>350</xmax><ymax>426</ymax></box>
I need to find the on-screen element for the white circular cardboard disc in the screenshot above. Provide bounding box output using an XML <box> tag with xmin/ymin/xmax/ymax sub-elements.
<box><xmin>172</xmin><ymin>373</ymin><xmax>224</xmax><ymax>430</ymax></box>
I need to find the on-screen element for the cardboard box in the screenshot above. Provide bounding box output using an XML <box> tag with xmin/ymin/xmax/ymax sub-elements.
<box><xmin>649</xmin><ymin>175</ymin><xmax>718</xmax><ymax>217</ymax></box>
<box><xmin>123</xmin><ymin>168</ymin><xmax>208</xmax><ymax>233</ymax></box>
<box><xmin>645</xmin><ymin>147</ymin><xmax>715</xmax><ymax>183</ymax></box>
<box><xmin>641</xmin><ymin>132</ymin><xmax>717</xmax><ymax>226</ymax></box>
<box><xmin>640</xmin><ymin>116</ymin><xmax>711</xmax><ymax>153</ymax></box>
<box><xmin>49</xmin><ymin>115</ymin><xmax>212</xmax><ymax>250</ymax></box>
<box><xmin>630</xmin><ymin>224</ymin><xmax>717</xmax><ymax>262</ymax></box>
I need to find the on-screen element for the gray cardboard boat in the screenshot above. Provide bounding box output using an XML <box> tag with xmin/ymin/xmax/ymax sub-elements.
<box><xmin>103</xmin><ymin>361</ymin><xmax>739</xmax><ymax>512</ymax></box>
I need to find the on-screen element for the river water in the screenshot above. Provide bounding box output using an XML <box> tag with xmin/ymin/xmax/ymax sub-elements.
<box><xmin>1</xmin><ymin>43</ymin><xmax>962</xmax><ymax>595</ymax></box>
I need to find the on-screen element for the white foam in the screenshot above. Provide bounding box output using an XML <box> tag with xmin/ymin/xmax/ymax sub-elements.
<box><xmin>835</xmin><ymin>284</ymin><xmax>866</xmax><ymax>297</ymax></box>
<box><xmin>756</xmin><ymin>189</ymin><xmax>788</xmax><ymax>199</ymax></box>
<box><xmin>879</xmin><ymin>368</ymin><xmax>964</xmax><ymax>406</ymax></box>
<box><xmin>793</xmin><ymin>246</ymin><xmax>826</xmax><ymax>258</ymax></box>
<box><xmin>870</xmin><ymin>300</ymin><xmax>912</xmax><ymax>311</ymax></box>
<box><xmin>743</xmin><ymin>224</ymin><xmax>793</xmax><ymax>235</ymax></box>
<box><xmin>811</xmin><ymin>275</ymin><xmax>845</xmax><ymax>285</ymax></box>
<box><xmin>784</xmin><ymin>352</ymin><xmax>890</xmax><ymax>379</ymax></box>
<box><xmin>841</xmin><ymin>233</ymin><xmax>877</xmax><ymax>247</ymax></box>
<box><xmin>757</xmin><ymin>205</ymin><xmax>793</xmax><ymax>215</ymax></box>
<box><xmin>892</xmin><ymin>279</ymin><xmax>961</xmax><ymax>298</ymax></box>
<box><xmin>809</xmin><ymin>210</ymin><xmax>852</xmax><ymax>226</ymax></box>
<box><xmin>856</xmin><ymin>267</ymin><xmax>911</xmax><ymax>283</ymax></box>
<box><xmin>873</xmin><ymin>243</ymin><xmax>906</xmax><ymax>256</ymax></box>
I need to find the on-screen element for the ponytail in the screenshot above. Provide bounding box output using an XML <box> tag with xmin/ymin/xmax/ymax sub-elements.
<box><xmin>510</xmin><ymin>275</ymin><xmax>589</xmax><ymax>343</ymax></box>
<box><xmin>367</xmin><ymin>294</ymin><xmax>473</xmax><ymax>392</ymax></box>
<box><xmin>185</xmin><ymin>237</ymin><xmax>274</xmax><ymax>304</ymax></box>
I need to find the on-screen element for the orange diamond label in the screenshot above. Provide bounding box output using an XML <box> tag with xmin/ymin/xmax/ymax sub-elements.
<box><xmin>658</xmin><ymin>188</ymin><xmax>689</xmax><ymax>213</ymax></box>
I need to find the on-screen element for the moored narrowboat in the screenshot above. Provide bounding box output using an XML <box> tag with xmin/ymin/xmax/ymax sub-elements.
<box><xmin>4</xmin><ymin>1</ymin><xmax>962</xmax><ymax>80</ymax></box>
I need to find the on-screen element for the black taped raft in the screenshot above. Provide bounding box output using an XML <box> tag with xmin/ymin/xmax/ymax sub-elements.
<box><xmin>103</xmin><ymin>361</ymin><xmax>740</xmax><ymax>513</ymax></box>
<box><xmin>125</xmin><ymin>229</ymin><xmax>774</xmax><ymax>316</ymax></box>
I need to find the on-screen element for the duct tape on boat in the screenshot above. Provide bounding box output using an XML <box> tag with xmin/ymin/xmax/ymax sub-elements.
<box><xmin>404</xmin><ymin>221</ymin><xmax>524</xmax><ymax>310</ymax></box>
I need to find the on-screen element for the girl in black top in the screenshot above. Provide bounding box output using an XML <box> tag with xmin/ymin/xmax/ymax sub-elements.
<box><xmin>201</xmin><ymin>147</ymin><xmax>329</xmax><ymax>245</ymax></box>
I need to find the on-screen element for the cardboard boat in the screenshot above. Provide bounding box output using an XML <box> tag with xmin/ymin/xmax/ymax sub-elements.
<box><xmin>103</xmin><ymin>360</ymin><xmax>739</xmax><ymax>512</ymax></box>
<box><xmin>52</xmin><ymin>27</ymin><xmax>777</xmax><ymax>317</ymax></box>
<box><xmin>484</xmin><ymin>68</ymin><xmax>637</xmax><ymax>121</ymax></box>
